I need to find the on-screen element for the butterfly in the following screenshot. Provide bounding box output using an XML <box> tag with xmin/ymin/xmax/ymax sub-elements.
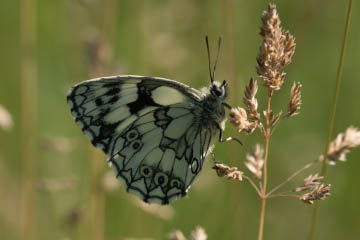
<box><xmin>67</xmin><ymin>36</ymin><xmax>240</xmax><ymax>204</ymax></box>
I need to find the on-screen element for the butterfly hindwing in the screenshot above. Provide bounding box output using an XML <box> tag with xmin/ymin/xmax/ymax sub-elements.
<box><xmin>67</xmin><ymin>75</ymin><xmax>215</xmax><ymax>204</ymax></box>
<box><xmin>118</xmin><ymin>106</ymin><xmax>214</xmax><ymax>203</ymax></box>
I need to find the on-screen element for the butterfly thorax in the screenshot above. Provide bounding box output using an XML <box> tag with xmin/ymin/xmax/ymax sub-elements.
<box><xmin>200</xmin><ymin>86</ymin><xmax>227</xmax><ymax>132</ymax></box>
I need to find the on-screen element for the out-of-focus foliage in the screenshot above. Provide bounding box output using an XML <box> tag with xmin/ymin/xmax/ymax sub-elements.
<box><xmin>1</xmin><ymin>0</ymin><xmax>359</xmax><ymax>239</ymax></box>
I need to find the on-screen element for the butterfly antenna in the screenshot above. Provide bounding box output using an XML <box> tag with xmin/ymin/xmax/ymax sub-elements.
<box><xmin>205</xmin><ymin>36</ymin><xmax>214</xmax><ymax>84</ymax></box>
<box><xmin>212</xmin><ymin>36</ymin><xmax>222</xmax><ymax>83</ymax></box>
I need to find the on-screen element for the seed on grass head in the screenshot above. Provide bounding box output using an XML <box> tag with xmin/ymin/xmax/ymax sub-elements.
<box><xmin>256</xmin><ymin>3</ymin><xmax>296</xmax><ymax>91</ymax></box>
<box><xmin>0</xmin><ymin>104</ymin><xmax>13</xmax><ymax>131</ymax></box>
<box><xmin>168</xmin><ymin>226</ymin><xmax>207</xmax><ymax>240</ymax></box>
<box><xmin>243</xmin><ymin>78</ymin><xmax>264</xmax><ymax>133</ymax></box>
<box><xmin>102</xmin><ymin>170</ymin><xmax>121</xmax><ymax>192</ymax></box>
<box><xmin>318</xmin><ymin>126</ymin><xmax>360</xmax><ymax>165</ymax></box>
<box><xmin>190</xmin><ymin>226</ymin><xmax>207</xmax><ymax>240</ymax></box>
<box><xmin>263</xmin><ymin>110</ymin><xmax>282</xmax><ymax>128</ymax></box>
<box><xmin>295</xmin><ymin>173</ymin><xmax>323</xmax><ymax>192</ymax></box>
<box><xmin>133</xmin><ymin>196</ymin><xmax>174</xmax><ymax>221</ymax></box>
<box><xmin>212</xmin><ymin>162</ymin><xmax>243</xmax><ymax>181</ymax></box>
<box><xmin>168</xmin><ymin>230</ymin><xmax>186</xmax><ymax>240</ymax></box>
<box><xmin>243</xmin><ymin>78</ymin><xmax>260</xmax><ymax>120</ymax></box>
<box><xmin>300</xmin><ymin>184</ymin><xmax>331</xmax><ymax>205</ymax></box>
<box><xmin>229</xmin><ymin>107</ymin><xmax>257</xmax><ymax>135</ymax></box>
<box><xmin>284</xmin><ymin>82</ymin><xmax>302</xmax><ymax>118</ymax></box>
<box><xmin>245</xmin><ymin>144</ymin><xmax>264</xmax><ymax>179</ymax></box>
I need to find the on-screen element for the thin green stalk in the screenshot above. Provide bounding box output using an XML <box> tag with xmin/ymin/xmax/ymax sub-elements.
<box><xmin>19</xmin><ymin>0</ymin><xmax>37</xmax><ymax>240</ymax></box>
<box><xmin>88</xmin><ymin>1</ymin><xmax>117</xmax><ymax>240</ymax></box>
<box><xmin>308</xmin><ymin>1</ymin><xmax>353</xmax><ymax>239</ymax></box>
<box><xmin>90</xmin><ymin>149</ymin><xmax>105</xmax><ymax>240</ymax></box>
<box><xmin>221</xmin><ymin>4</ymin><xmax>247</xmax><ymax>239</ymax></box>
<box><xmin>257</xmin><ymin>89</ymin><xmax>272</xmax><ymax>240</ymax></box>
<box><xmin>243</xmin><ymin>175</ymin><xmax>261</xmax><ymax>197</ymax></box>
<box><xmin>267</xmin><ymin>161</ymin><xmax>315</xmax><ymax>197</ymax></box>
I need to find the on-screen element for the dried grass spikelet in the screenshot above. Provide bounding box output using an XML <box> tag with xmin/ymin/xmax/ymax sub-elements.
<box><xmin>190</xmin><ymin>226</ymin><xmax>207</xmax><ymax>240</ymax></box>
<box><xmin>132</xmin><ymin>196</ymin><xmax>175</xmax><ymax>220</ymax></box>
<box><xmin>263</xmin><ymin>109</ymin><xmax>282</xmax><ymax>128</ymax></box>
<box><xmin>295</xmin><ymin>174</ymin><xmax>324</xmax><ymax>192</ymax></box>
<box><xmin>229</xmin><ymin>107</ymin><xmax>257</xmax><ymax>134</ymax></box>
<box><xmin>284</xmin><ymin>82</ymin><xmax>302</xmax><ymax>118</ymax></box>
<box><xmin>168</xmin><ymin>230</ymin><xmax>187</xmax><ymax>240</ymax></box>
<box><xmin>40</xmin><ymin>136</ymin><xmax>73</xmax><ymax>153</ymax></box>
<box><xmin>319</xmin><ymin>126</ymin><xmax>360</xmax><ymax>165</ymax></box>
<box><xmin>300</xmin><ymin>184</ymin><xmax>331</xmax><ymax>205</ymax></box>
<box><xmin>256</xmin><ymin>3</ymin><xmax>296</xmax><ymax>91</ymax></box>
<box><xmin>243</xmin><ymin>78</ymin><xmax>264</xmax><ymax>132</ymax></box>
<box><xmin>38</xmin><ymin>177</ymin><xmax>79</xmax><ymax>192</ymax></box>
<box><xmin>168</xmin><ymin>226</ymin><xmax>207</xmax><ymax>240</ymax></box>
<box><xmin>245</xmin><ymin>144</ymin><xmax>264</xmax><ymax>179</ymax></box>
<box><xmin>102</xmin><ymin>170</ymin><xmax>121</xmax><ymax>192</ymax></box>
<box><xmin>212</xmin><ymin>162</ymin><xmax>243</xmax><ymax>181</ymax></box>
<box><xmin>0</xmin><ymin>104</ymin><xmax>13</xmax><ymax>131</ymax></box>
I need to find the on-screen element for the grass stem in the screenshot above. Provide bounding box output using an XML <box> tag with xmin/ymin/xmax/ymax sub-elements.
<box><xmin>90</xmin><ymin>148</ymin><xmax>105</xmax><ymax>240</ymax></box>
<box><xmin>267</xmin><ymin>161</ymin><xmax>315</xmax><ymax>197</ymax></box>
<box><xmin>88</xmin><ymin>2</ymin><xmax>117</xmax><ymax>240</ymax></box>
<box><xmin>257</xmin><ymin>89</ymin><xmax>272</xmax><ymax>240</ymax></box>
<box><xmin>19</xmin><ymin>0</ymin><xmax>37</xmax><ymax>240</ymax></box>
<box><xmin>243</xmin><ymin>175</ymin><xmax>261</xmax><ymax>197</ymax></box>
<box><xmin>308</xmin><ymin>0</ymin><xmax>353</xmax><ymax>239</ymax></box>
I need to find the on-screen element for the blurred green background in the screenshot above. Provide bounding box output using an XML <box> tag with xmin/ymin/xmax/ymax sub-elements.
<box><xmin>1</xmin><ymin>0</ymin><xmax>360</xmax><ymax>239</ymax></box>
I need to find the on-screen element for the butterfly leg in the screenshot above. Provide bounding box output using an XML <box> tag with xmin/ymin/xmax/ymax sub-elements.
<box><xmin>217</xmin><ymin>124</ymin><xmax>243</xmax><ymax>145</ymax></box>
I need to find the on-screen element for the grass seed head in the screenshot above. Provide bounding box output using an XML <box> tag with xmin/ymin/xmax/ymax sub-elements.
<box><xmin>319</xmin><ymin>126</ymin><xmax>360</xmax><ymax>165</ymax></box>
<box><xmin>245</xmin><ymin>144</ymin><xmax>264</xmax><ymax>179</ymax></box>
<box><xmin>229</xmin><ymin>107</ymin><xmax>257</xmax><ymax>134</ymax></box>
<box><xmin>300</xmin><ymin>184</ymin><xmax>331</xmax><ymax>205</ymax></box>
<box><xmin>213</xmin><ymin>162</ymin><xmax>243</xmax><ymax>181</ymax></box>
<box><xmin>256</xmin><ymin>3</ymin><xmax>296</xmax><ymax>91</ymax></box>
<box><xmin>284</xmin><ymin>82</ymin><xmax>302</xmax><ymax>118</ymax></box>
<box><xmin>295</xmin><ymin>174</ymin><xmax>324</xmax><ymax>192</ymax></box>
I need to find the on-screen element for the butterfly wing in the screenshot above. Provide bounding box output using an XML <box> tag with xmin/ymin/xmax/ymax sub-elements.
<box><xmin>67</xmin><ymin>75</ymin><xmax>215</xmax><ymax>204</ymax></box>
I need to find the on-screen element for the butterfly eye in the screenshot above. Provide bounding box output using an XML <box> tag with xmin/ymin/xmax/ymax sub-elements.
<box><xmin>211</xmin><ymin>88</ymin><xmax>221</xmax><ymax>97</ymax></box>
<box><xmin>131</xmin><ymin>140</ymin><xmax>142</xmax><ymax>150</ymax></box>
<box><xmin>154</xmin><ymin>172</ymin><xmax>169</xmax><ymax>187</ymax></box>
<box><xmin>126</xmin><ymin>129</ymin><xmax>139</xmax><ymax>141</ymax></box>
<box><xmin>140</xmin><ymin>165</ymin><xmax>153</xmax><ymax>178</ymax></box>
<box><xmin>211</xmin><ymin>86</ymin><xmax>225</xmax><ymax>98</ymax></box>
<box><xmin>170</xmin><ymin>178</ymin><xmax>182</xmax><ymax>188</ymax></box>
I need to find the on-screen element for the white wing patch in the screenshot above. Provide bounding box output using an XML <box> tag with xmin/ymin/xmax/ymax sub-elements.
<box><xmin>152</xmin><ymin>86</ymin><xmax>186</xmax><ymax>105</ymax></box>
<box><xmin>67</xmin><ymin>76</ymin><xmax>217</xmax><ymax>204</ymax></box>
<box><xmin>104</xmin><ymin>106</ymin><xmax>131</xmax><ymax>123</ymax></box>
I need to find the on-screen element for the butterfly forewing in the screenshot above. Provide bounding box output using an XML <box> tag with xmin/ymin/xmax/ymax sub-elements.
<box><xmin>67</xmin><ymin>75</ymin><xmax>217</xmax><ymax>204</ymax></box>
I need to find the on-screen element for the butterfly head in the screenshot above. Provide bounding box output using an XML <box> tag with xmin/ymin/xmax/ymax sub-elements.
<box><xmin>210</xmin><ymin>80</ymin><xmax>228</xmax><ymax>100</ymax></box>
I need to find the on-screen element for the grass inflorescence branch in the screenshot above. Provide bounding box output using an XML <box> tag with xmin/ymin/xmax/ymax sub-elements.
<box><xmin>211</xmin><ymin>3</ymin><xmax>359</xmax><ymax>240</ymax></box>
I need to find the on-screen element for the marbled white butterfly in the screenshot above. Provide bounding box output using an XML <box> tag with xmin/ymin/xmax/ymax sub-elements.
<box><xmin>67</xmin><ymin>37</ymin><xmax>240</xmax><ymax>204</ymax></box>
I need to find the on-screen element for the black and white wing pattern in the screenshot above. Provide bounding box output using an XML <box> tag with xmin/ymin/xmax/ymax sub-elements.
<box><xmin>67</xmin><ymin>75</ymin><xmax>217</xmax><ymax>204</ymax></box>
